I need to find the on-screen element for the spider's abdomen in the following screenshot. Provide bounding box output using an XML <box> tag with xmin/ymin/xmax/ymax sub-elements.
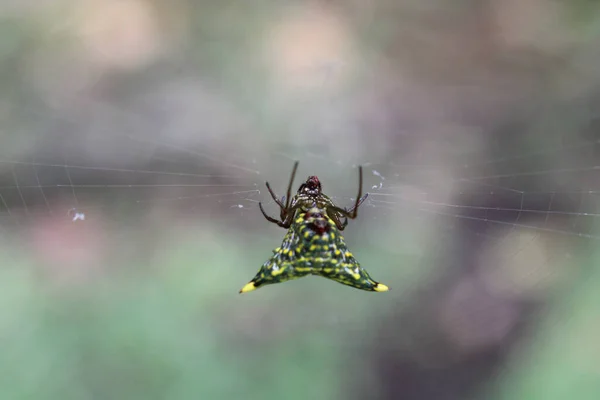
<box><xmin>303</xmin><ymin>207</ymin><xmax>331</xmax><ymax>234</ymax></box>
<box><xmin>296</xmin><ymin>207</ymin><xmax>337</xmax><ymax>254</ymax></box>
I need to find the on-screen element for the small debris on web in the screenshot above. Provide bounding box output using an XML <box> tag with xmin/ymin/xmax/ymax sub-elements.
<box><xmin>372</xmin><ymin>170</ymin><xmax>385</xmax><ymax>180</ymax></box>
<box><xmin>67</xmin><ymin>208</ymin><xmax>85</xmax><ymax>222</ymax></box>
<box><xmin>371</xmin><ymin>170</ymin><xmax>385</xmax><ymax>190</ymax></box>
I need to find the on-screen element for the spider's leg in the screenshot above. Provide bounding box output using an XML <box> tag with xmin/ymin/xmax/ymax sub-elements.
<box><xmin>329</xmin><ymin>166</ymin><xmax>367</xmax><ymax>221</ymax></box>
<box><xmin>260</xmin><ymin>202</ymin><xmax>294</xmax><ymax>229</ymax></box>
<box><xmin>265</xmin><ymin>182</ymin><xmax>285</xmax><ymax>209</ymax></box>
<box><xmin>280</xmin><ymin>203</ymin><xmax>302</xmax><ymax>228</ymax></box>
<box><xmin>328</xmin><ymin>198</ymin><xmax>366</xmax><ymax>221</ymax></box>
<box><xmin>328</xmin><ymin>205</ymin><xmax>352</xmax><ymax>219</ymax></box>
<box><xmin>327</xmin><ymin>207</ymin><xmax>348</xmax><ymax>230</ymax></box>
<box><xmin>279</xmin><ymin>195</ymin><xmax>287</xmax><ymax>221</ymax></box>
<box><xmin>348</xmin><ymin>165</ymin><xmax>364</xmax><ymax>219</ymax></box>
<box><xmin>346</xmin><ymin>193</ymin><xmax>369</xmax><ymax>214</ymax></box>
<box><xmin>279</xmin><ymin>218</ymin><xmax>293</xmax><ymax>229</ymax></box>
<box><xmin>259</xmin><ymin>202</ymin><xmax>283</xmax><ymax>226</ymax></box>
<box><xmin>283</xmin><ymin>161</ymin><xmax>299</xmax><ymax>210</ymax></box>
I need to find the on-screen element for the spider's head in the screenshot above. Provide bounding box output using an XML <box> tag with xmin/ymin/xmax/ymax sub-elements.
<box><xmin>298</xmin><ymin>175</ymin><xmax>322</xmax><ymax>197</ymax></box>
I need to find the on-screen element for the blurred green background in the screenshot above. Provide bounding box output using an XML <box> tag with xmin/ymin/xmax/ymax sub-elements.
<box><xmin>0</xmin><ymin>1</ymin><xmax>599</xmax><ymax>399</ymax></box>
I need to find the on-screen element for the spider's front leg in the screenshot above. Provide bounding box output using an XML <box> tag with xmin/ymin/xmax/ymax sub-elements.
<box><xmin>259</xmin><ymin>202</ymin><xmax>283</xmax><ymax>226</ymax></box>
<box><xmin>260</xmin><ymin>182</ymin><xmax>290</xmax><ymax>227</ymax></box>
<box><xmin>327</xmin><ymin>192</ymin><xmax>369</xmax><ymax>230</ymax></box>
<box><xmin>279</xmin><ymin>201</ymin><xmax>304</xmax><ymax>228</ymax></box>
<box><xmin>259</xmin><ymin>205</ymin><xmax>291</xmax><ymax>228</ymax></box>
<box><xmin>265</xmin><ymin>181</ymin><xmax>286</xmax><ymax>210</ymax></box>
<box><xmin>346</xmin><ymin>193</ymin><xmax>369</xmax><ymax>214</ymax></box>
<box><xmin>259</xmin><ymin>199</ymin><xmax>299</xmax><ymax>229</ymax></box>
<box><xmin>327</xmin><ymin>207</ymin><xmax>349</xmax><ymax>231</ymax></box>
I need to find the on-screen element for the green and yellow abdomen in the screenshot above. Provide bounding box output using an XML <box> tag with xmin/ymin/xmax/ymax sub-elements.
<box><xmin>240</xmin><ymin>207</ymin><xmax>389</xmax><ymax>293</ymax></box>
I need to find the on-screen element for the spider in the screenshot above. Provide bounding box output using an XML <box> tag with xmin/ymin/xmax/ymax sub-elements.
<box><xmin>239</xmin><ymin>162</ymin><xmax>388</xmax><ymax>293</ymax></box>
<box><xmin>258</xmin><ymin>161</ymin><xmax>368</xmax><ymax>231</ymax></box>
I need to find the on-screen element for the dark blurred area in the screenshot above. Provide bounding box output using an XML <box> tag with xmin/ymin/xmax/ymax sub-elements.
<box><xmin>0</xmin><ymin>1</ymin><xmax>599</xmax><ymax>399</ymax></box>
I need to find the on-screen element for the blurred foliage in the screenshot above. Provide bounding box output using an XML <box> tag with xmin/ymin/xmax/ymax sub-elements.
<box><xmin>492</xmin><ymin>244</ymin><xmax>600</xmax><ymax>400</ymax></box>
<box><xmin>0</xmin><ymin>227</ymin><xmax>400</xmax><ymax>399</ymax></box>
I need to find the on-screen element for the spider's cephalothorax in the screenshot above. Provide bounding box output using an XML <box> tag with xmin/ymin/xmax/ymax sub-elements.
<box><xmin>240</xmin><ymin>162</ymin><xmax>389</xmax><ymax>293</ymax></box>
<box><xmin>257</xmin><ymin>161</ymin><xmax>368</xmax><ymax>231</ymax></box>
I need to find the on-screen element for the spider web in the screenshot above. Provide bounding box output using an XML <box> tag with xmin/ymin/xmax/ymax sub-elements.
<box><xmin>1</xmin><ymin>107</ymin><xmax>598</xmax><ymax>243</ymax></box>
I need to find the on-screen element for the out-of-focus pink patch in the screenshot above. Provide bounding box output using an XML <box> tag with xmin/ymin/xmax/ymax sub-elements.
<box><xmin>28</xmin><ymin>212</ymin><xmax>107</xmax><ymax>284</ymax></box>
<box><xmin>437</xmin><ymin>275</ymin><xmax>518</xmax><ymax>354</ymax></box>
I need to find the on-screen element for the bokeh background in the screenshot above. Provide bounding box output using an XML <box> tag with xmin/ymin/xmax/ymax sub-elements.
<box><xmin>1</xmin><ymin>0</ymin><xmax>599</xmax><ymax>399</ymax></box>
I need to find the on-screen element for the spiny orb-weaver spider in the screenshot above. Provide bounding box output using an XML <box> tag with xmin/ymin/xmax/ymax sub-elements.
<box><xmin>239</xmin><ymin>161</ymin><xmax>389</xmax><ymax>293</ymax></box>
